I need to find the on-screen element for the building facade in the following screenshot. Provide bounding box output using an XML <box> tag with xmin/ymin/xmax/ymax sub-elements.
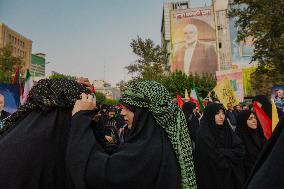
<box><xmin>31</xmin><ymin>53</ymin><xmax>46</xmax><ymax>77</ymax></box>
<box><xmin>161</xmin><ymin>1</ymin><xmax>236</xmax><ymax>74</ymax></box>
<box><xmin>93</xmin><ymin>80</ymin><xmax>121</xmax><ymax>100</ymax></box>
<box><xmin>0</xmin><ymin>23</ymin><xmax>32</xmax><ymax>70</ymax></box>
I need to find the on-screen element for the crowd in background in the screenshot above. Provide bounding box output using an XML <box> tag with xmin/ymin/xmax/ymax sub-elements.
<box><xmin>0</xmin><ymin>78</ymin><xmax>283</xmax><ymax>189</ymax></box>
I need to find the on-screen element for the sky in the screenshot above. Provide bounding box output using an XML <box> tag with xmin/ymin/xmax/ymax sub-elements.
<box><xmin>0</xmin><ymin>0</ymin><xmax>211</xmax><ymax>86</ymax></box>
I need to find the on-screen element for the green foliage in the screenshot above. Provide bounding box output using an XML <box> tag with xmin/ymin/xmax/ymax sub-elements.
<box><xmin>125</xmin><ymin>36</ymin><xmax>217</xmax><ymax>98</ymax></box>
<box><xmin>0</xmin><ymin>44</ymin><xmax>24</xmax><ymax>83</ymax></box>
<box><xmin>158</xmin><ymin>71</ymin><xmax>191</xmax><ymax>97</ymax></box>
<box><xmin>126</xmin><ymin>36</ymin><xmax>168</xmax><ymax>80</ymax></box>
<box><xmin>95</xmin><ymin>91</ymin><xmax>118</xmax><ymax>105</ymax></box>
<box><xmin>230</xmin><ymin>0</ymin><xmax>284</xmax><ymax>73</ymax></box>
<box><xmin>95</xmin><ymin>91</ymin><xmax>106</xmax><ymax>103</ymax></box>
<box><xmin>49</xmin><ymin>71</ymin><xmax>77</xmax><ymax>80</ymax></box>
<box><xmin>158</xmin><ymin>71</ymin><xmax>216</xmax><ymax>98</ymax></box>
<box><xmin>104</xmin><ymin>98</ymin><xmax>118</xmax><ymax>105</ymax></box>
<box><xmin>123</xmin><ymin>71</ymin><xmax>216</xmax><ymax>99</ymax></box>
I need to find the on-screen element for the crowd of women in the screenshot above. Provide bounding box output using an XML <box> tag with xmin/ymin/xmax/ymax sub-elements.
<box><xmin>0</xmin><ymin>78</ymin><xmax>283</xmax><ymax>189</ymax></box>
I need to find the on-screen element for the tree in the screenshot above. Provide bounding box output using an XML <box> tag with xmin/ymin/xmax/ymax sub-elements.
<box><xmin>126</xmin><ymin>36</ymin><xmax>168</xmax><ymax>80</ymax></box>
<box><xmin>95</xmin><ymin>91</ymin><xmax>106</xmax><ymax>103</ymax></box>
<box><xmin>49</xmin><ymin>71</ymin><xmax>77</xmax><ymax>80</ymax></box>
<box><xmin>0</xmin><ymin>44</ymin><xmax>24</xmax><ymax>83</ymax></box>
<box><xmin>158</xmin><ymin>71</ymin><xmax>216</xmax><ymax>98</ymax></box>
<box><xmin>158</xmin><ymin>71</ymin><xmax>192</xmax><ymax>97</ymax></box>
<box><xmin>125</xmin><ymin>37</ymin><xmax>216</xmax><ymax>98</ymax></box>
<box><xmin>230</xmin><ymin>0</ymin><xmax>284</xmax><ymax>95</ymax></box>
<box><xmin>116</xmin><ymin>80</ymin><xmax>128</xmax><ymax>91</ymax></box>
<box><xmin>104</xmin><ymin>98</ymin><xmax>118</xmax><ymax>105</ymax></box>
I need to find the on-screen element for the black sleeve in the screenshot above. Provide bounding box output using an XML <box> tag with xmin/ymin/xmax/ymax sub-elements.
<box><xmin>66</xmin><ymin>110</ymin><xmax>163</xmax><ymax>189</ymax></box>
<box><xmin>66</xmin><ymin>110</ymin><xmax>96</xmax><ymax>189</ymax></box>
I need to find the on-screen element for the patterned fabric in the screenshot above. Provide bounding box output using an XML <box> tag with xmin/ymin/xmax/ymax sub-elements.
<box><xmin>120</xmin><ymin>80</ymin><xmax>197</xmax><ymax>189</ymax></box>
<box><xmin>0</xmin><ymin>78</ymin><xmax>91</xmax><ymax>135</ymax></box>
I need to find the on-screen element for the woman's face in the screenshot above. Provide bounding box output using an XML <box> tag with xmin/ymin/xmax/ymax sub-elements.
<box><xmin>120</xmin><ymin>107</ymin><xmax>134</xmax><ymax>129</ymax></box>
<box><xmin>215</xmin><ymin>110</ymin><xmax>225</xmax><ymax>125</ymax></box>
<box><xmin>247</xmin><ymin>113</ymin><xmax>257</xmax><ymax>129</ymax></box>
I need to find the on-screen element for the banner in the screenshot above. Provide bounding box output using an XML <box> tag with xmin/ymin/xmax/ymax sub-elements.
<box><xmin>0</xmin><ymin>83</ymin><xmax>20</xmax><ymax>113</ymax></box>
<box><xmin>271</xmin><ymin>85</ymin><xmax>284</xmax><ymax>111</ymax></box>
<box><xmin>216</xmin><ymin>69</ymin><xmax>244</xmax><ymax>102</ymax></box>
<box><xmin>242</xmin><ymin>66</ymin><xmax>256</xmax><ymax>96</ymax></box>
<box><xmin>170</xmin><ymin>6</ymin><xmax>218</xmax><ymax>75</ymax></box>
<box><xmin>229</xmin><ymin>16</ymin><xmax>255</xmax><ymax>68</ymax></box>
<box><xmin>213</xmin><ymin>77</ymin><xmax>239</xmax><ymax>108</ymax></box>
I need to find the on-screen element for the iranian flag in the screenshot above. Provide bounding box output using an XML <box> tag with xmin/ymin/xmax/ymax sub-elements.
<box><xmin>22</xmin><ymin>69</ymin><xmax>33</xmax><ymax>104</ymax></box>
<box><xmin>190</xmin><ymin>85</ymin><xmax>204</xmax><ymax>111</ymax></box>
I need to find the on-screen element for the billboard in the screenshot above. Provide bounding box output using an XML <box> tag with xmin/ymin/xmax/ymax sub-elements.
<box><xmin>229</xmin><ymin>17</ymin><xmax>254</xmax><ymax>68</ymax></box>
<box><xmin>0</xmin><ymin>83</ymin><xmax>20</xmax><ymax>113</ymax></box>
<box><xmin>170</xmin><ymin>7</ymin><xmax>218</xmax><ymax>75</ymax></box>
<box><xmin>216</xmin><ymin>69</ymin><xmax>244</xmax><ymax>102</ymax></box>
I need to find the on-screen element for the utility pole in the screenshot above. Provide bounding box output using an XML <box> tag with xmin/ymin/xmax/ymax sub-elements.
<box><xmin>103</xmin><ymin>57</ymin><xmax>106</xmax><ymax>82</ymax></box>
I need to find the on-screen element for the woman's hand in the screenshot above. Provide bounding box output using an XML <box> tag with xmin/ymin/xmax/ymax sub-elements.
<box><xmin>72</xmin><ymin>93</ymin><xmax>96</xmax><ymax>116</ymax></box>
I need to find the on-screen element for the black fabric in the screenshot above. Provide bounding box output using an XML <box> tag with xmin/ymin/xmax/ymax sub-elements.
<box><xmin>0</xmin><ymin>110</ymin><xmax>11</xmax><ymax>120</ymax></box>
<box><xmin>0</xmin><ymin>110</ymin><xmax>11</xmax><ymax>129</ymax></box>
<box><xmin>246</xmin><ymin>116</ymin><xmax>284</xmax><ymax>189</ymax></box>
<box><xmin>226</xmin><ymin>110</ymin><xmax>237</xmax><ymax>126</ymax></box>
<box><xmin>194</xmin><ymin>103</ymin><xmax>245</xmax><ymax>189</ymax></box>
<box><xmin>182</xmin><ymin>102</ymin><xmax>199</xmax><ymax>142</ymax></box>
<box><xmin>0</xmin><ymin>108</ymin><xmax>71</xmax><ymax>189</ymax></box>
<box><xmin>91</xmin><ymin>115</ymin><xmax>120</xmax><ymax>154</ymax></box>
<box><xmin>1</xmin><ymin>78</ymin><xmax>90</xmax><ymax>136</ymax></box>
<box><xmin>66</xmin><ymin>109</ymin><xmax>181</xmax><ymax>189</ymax></box>
<box><xmin>235</xmin><ymin>110</ymin><xmax>266</xmax><ymax>178</ymax></box>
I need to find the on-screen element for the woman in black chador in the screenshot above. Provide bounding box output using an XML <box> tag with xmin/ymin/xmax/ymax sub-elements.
<box><xmin>236</xmin><ymin>110</ymin><xmax>266</xmax><ymax>178</ymax></box>
<box><xmin>194</xmin><ymin>103</ymin><xmax>245</xmax><ymax>189</ymax></box>
<box><xmin>182</xmin><ymin>102</ymin><xmax>199</xmax><ymax>144</ymax></box>
<box><xmin>0</xmin><ymin>78</ymin><xmax>91</xmax><ymax>189</ymax></box>
<box><xmin>246</xmin><ymin>116</ymin><xmax>284</xmax><ymax>189</ymax></box>
<box><xmin>66</xmin><ymin>80</ymin><xmax>197</xmax><ymax>189</ymax></box>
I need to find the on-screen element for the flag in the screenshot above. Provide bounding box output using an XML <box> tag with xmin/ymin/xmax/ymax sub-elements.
<box><xmin>176</xmin><ymin>95</ymin><xmax>184</xmax><ymax>108</ymax></box>
<box><xmin>22</xmin><ymin>69</ymin><xmax>33</xmax><ymax>104</ymax></box>
<box><xmin>12</xmin><ymin>67</ymin><xmax>19</xmax><ymax>84</ymax></box>
<box><xmin>185</xmin><ymin>89</ymin><xmax>189</xmax><ymax>100</ymax></box>
<box><xmin>213</xmin><ymin>77</ymin><xmax>239</xmax><ymax>108</ymax></box>
<box><xmin>253</xmin><ymin>102</ymin><xmax>272</xmax><ymax>139</ymax></box>
<box><xmin>190</xmin><ymin>85</ymin><xmax>204</xmax><ymax>111</ymax></box>
<box><xmin>91</xmin><ymin>83</ymin><xmax>95</xmax><ymax>94</ymax></box>
<box><xmin>271</xmin><ymin>98</ymin><xmax>279</xmax><ymax>131</ymax></box>
<box><xmin>11</xmin><ymin>67</ymin><xmax>23</xmax><ymax>104</ymax></box>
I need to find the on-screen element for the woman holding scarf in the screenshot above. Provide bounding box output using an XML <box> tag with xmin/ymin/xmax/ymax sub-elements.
<box><xmin>0</xmin><ymin>78</ymin><xmax>92</xmax><ymax>189</ymax></box>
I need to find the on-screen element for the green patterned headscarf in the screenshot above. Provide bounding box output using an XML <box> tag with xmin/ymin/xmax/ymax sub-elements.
<box><xmin>0</xmin><ymin>78</ymin><xmax>91</xmax><ymax>136</ymax></box>
<box><xmin>120</xmin><ymin>80</ymin><xmax>197</xmax><ymax>189</ymax></box>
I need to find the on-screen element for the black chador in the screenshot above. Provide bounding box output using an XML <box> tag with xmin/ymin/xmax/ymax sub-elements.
<box><xmin>235</xmin><ymin>110</ymin><xmax>266</xmax><ymax>178</ymax></box>
<box><xmin>66</xmin><ymin>108</ymin><xmax>181</xmax><ymax>189</ymax></box>
<box><xmin>0</xmin><ymin>79</ymin><xmax>90</xmax><ymax>189</ymax></box>
<box><xmin>246</xmin><ymin>116</ymin><xmax>284</xmax><ymax>189</ymax></box>
<box><xmin>194</xmin><ymin>103</ymin><xmax>245</xmax><ymax>189</ymax></box>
